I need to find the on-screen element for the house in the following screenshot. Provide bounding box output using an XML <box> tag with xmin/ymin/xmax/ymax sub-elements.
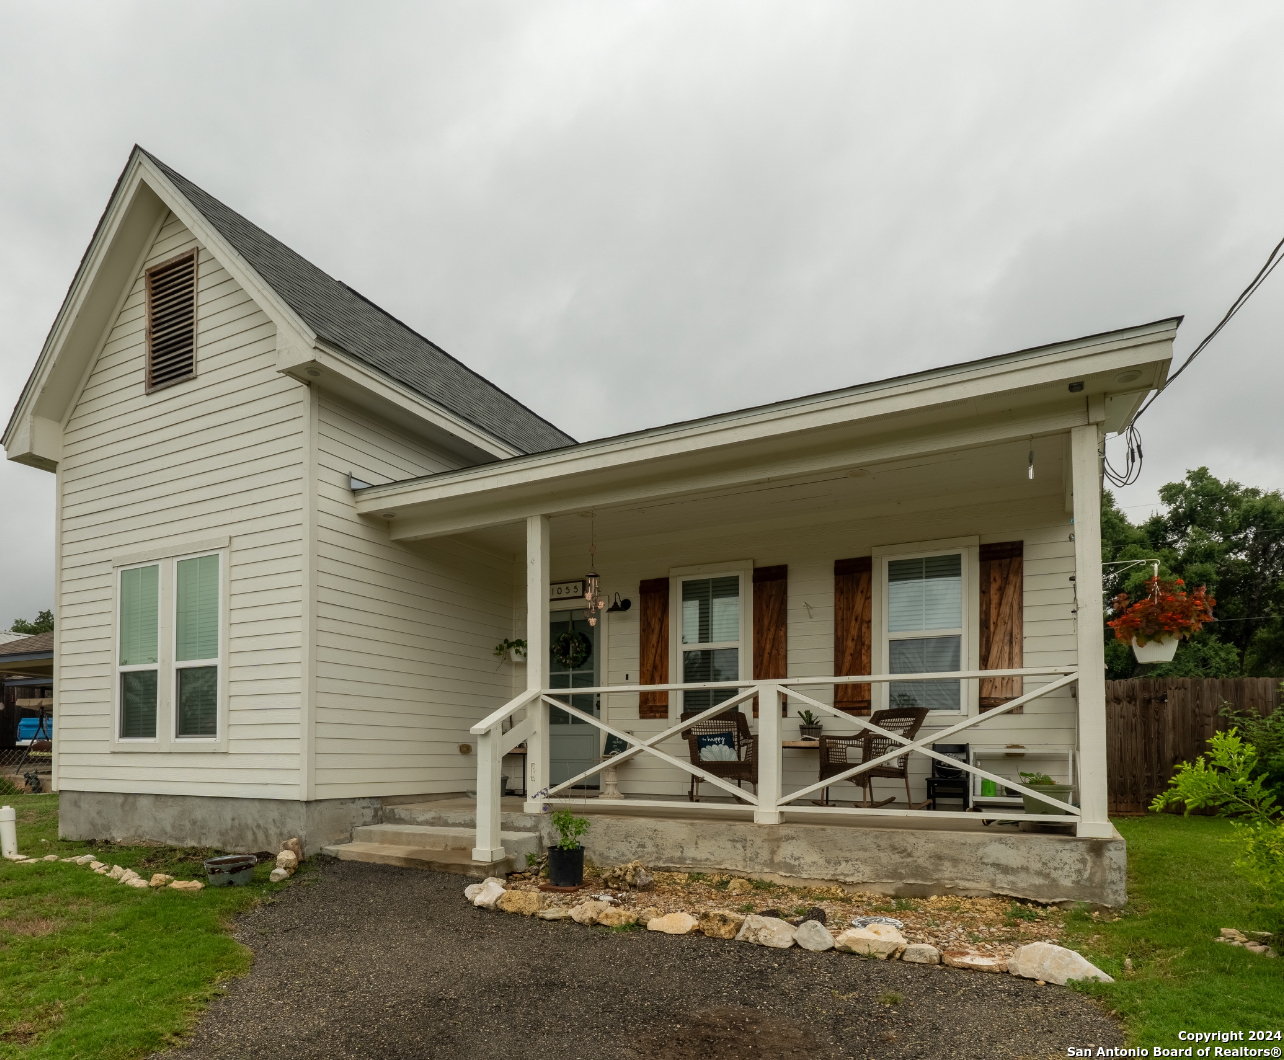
<box><xmin>0</xmin><ymin>632</ymin><xmax>54</xmax><ymax>784</ymax></box>
<box><xmin>4</xmin><ymin>147</ymin><xmax>1174</xmax><ymax>904</ymax></box>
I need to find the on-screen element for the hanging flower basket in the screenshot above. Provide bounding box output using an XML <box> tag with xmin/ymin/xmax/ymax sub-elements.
<box><xmin>1107</xmin><ymin>577</ymin><xmax>1214</xmax><ymax>664</ymax></box>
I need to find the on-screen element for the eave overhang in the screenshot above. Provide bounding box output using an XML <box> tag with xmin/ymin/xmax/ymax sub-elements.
<box><xmin>356</xmin><ymin>317</ymin><xmax>1179</xmax><ymax>541</ymax></box>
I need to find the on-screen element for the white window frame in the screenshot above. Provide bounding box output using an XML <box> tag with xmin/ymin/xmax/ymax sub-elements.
<box><xmin>110</xmin><ymin>537</ymin><xmax>230</xmax><ymax>752</ymax></box>
<box><xmin>114</xmin><ymin>561</ymin><xmax>164</xmax><ymax>744</ymax></box>
<box><xmin>872</xmin><ymin>538</ymin><xmax>979</xmax><ymax>718</ymax></box>
<box><xmin>669</xmin><ymin>561</ymin><xmax>753</xmax><ymax>715</ymax></box>
<box><xmin>169</xmin><ymin>549</ymin><xmax>228</xmax><ymax>745</ymax></box>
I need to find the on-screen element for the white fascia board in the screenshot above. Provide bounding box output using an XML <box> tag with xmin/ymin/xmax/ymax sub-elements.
<box><xmin>357</xmin><ymin>319</ymin><xmax>1176</xmax><ymax>524</ymax></box>
<box><xmin>277</xmin><ymin>343</ymin><xmax>519</xmax><ymax>462</ymax></box>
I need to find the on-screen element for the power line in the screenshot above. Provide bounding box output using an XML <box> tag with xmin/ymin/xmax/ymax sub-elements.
<box><xmin>1104</xmin><ymin>230</ymin><xmax>1284</xmax><ymax>489</ymax></box>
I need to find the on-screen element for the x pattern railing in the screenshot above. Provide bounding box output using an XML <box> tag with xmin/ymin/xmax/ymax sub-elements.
<box><xmin>469</xmin><ymin>667</ymin><xmax>1081</xmax><ymax>861</ymax></box>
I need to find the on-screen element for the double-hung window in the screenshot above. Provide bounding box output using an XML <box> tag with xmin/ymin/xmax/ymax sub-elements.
<box><xmin>680</xmin><ymin>575</ymin><xmax>742</xmax><ymax>713</ymax></box>
<box><xmin>116</xmin><ymin>551</ymin><xmax>223</xmax><ymax>743</ymax></box>
<box><xmin>886</xmin><ymin>553</ymin><xmax>964</xmax><ymax>712</ymax></box>
<box><xmin>118</xmin><ymin>565</ymin><xmax>160</xmax><ymax>738</ymax></box>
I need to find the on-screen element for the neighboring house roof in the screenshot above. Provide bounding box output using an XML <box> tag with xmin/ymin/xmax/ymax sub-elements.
<box><xmin>137</xmin><ymin>150</ymin><xmax>574</xmax><ymax>456</ymax></box>
<box><xmin>0</xmin><ymin>632</ymin><xmax>53</xmax><ymax>659</ymax></box>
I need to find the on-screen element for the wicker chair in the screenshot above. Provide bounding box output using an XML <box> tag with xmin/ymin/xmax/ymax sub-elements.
<box><xmin>818</xmin><ymin>706</ymin><xmax>930</xmax><ymax>807</ymax></box>
<box><xmin>680</xmin><ymin>709</ymin><xmax>758</xmax><ymax>802</ymax></box>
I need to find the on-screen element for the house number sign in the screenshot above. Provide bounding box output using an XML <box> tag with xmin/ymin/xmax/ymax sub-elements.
<box><xmin>550</xmin><ymin>580</ymin><xmax>585</xmax><ymax>602</ymax></box>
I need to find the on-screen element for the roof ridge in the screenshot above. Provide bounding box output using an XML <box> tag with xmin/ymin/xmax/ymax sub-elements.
<box><xmin>137</xmin><ymin>147</ymin><xmax>575</xmax><ymax>454</ymax></box>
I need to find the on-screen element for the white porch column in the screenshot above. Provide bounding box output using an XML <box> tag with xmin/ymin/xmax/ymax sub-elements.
<box><xmin>1070</xmin><ymin>424</ymin><xmax>1113</xmax><ymax>839</ymax></box>
<box><xmin>753</xmin><ymin>682</ymin><xmax>782</xmax><ymax>825</ymax></box>
<box><xmin>472</xmin><ymin>728</ymin><xmax>505</xmax><ymax>862</ymax></box>
<box><xmin>523</xmin><ymin>515</ymin><xmax>551</xmax><ymax>814</ymax></box>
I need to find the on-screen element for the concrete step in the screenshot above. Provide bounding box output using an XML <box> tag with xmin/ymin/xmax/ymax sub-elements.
<box><xmin>322</xmin><ymin>823</ymin><xmax>542</xmax><ymax>878</ymax></box>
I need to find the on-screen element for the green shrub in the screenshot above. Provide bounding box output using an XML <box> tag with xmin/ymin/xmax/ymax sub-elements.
<box><xmin>549</xmin><ymin>809</ymin><xmax>589</xmax><ymax>850</ymax></box>
<box><xmin>1151</xmin><ymin>729</ymin><xmax>1279</xmax><ymax>823</ymax></box>
<box><xmin>1233</xmin><ymin>819</ymin><xmax>1284</xmax><ymax>936</ymax></box>
<box><xmin>1221</xmin><ymin>698</ymin><xmax>1284</xmax><ymax>802</ymax></box>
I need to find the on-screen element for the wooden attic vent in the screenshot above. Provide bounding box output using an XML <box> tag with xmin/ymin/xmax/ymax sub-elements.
<box><xmin>145</xmin><ymin>250</ymin><xmax>197</xmax><ymax>391</ymax></box>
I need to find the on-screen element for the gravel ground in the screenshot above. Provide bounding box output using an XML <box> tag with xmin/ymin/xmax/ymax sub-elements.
<box><xmin>157</xmin><ymin>858</ymin><xmax>1122</xmax><ymax>1060</ymax></box>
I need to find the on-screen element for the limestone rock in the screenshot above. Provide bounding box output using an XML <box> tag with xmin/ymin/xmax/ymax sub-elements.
<box><xmin>735</xmin><ymin>915</ymin><xmax>797</xmax><ymax>949</ymax></box>
<box><xmin>726</xmin><ymin>877</ymin><xmax>753</xmax><ymax>896</ymax></box>
<box><xmin>75</xmin><ymin>855</ymin><xmax>97</xmax><ymax>865</ymax></box>
<box><xmin>282</xmin><ymin>837</ymin><xmax>304</xmax><ymax>862</ymax></box>
<box><xmin>794</xmin><ymin>919</ymin><xmax>836</xmax><ymax>952</ymax></box>
<box><xmin>119</xmin><ymin>869</ymin><xmax>140</xmax><ymax>883</ymax></box>
<box><xmin>42</xmin><ymin>854</ymin><xmax>59</xmax><ymax>861</ymax></box>
<box><xmin>275</xmin><ymin>850</ymin><xmax>298</xmax><ymax>876</ymax></box>
<box><xmin>635</xmin><ymin>906</ymin><xmax>664</xmax><ymax>923</ymax></box>
<box><xmin>570</xmin><ymin>900</ymin><xmax>613</xmax><ymax>925</ymax></box>
<box><xmin>126</xmin><ymin>878</ymin><xmax>151</xmax><ymax>889</ymax></box>
<box><xmin>269</xmin><ymin>868</ymin><xmax>290</xmax><ymax>883</ymax></box>
<box><xmin>150</xmin><ymin>874</ymin><xmax>175</xmax><ymax>888</ymax></box>
<box><xmin>88</xmin><ymin>860</ymin><xmax>104</xmax><ymax>870</ymax></box>
<box><xmin>1007</xmin><ymin>942</ymin><xmax>1113</xmax><ymax>984</ymax></box>
<box><xmin>1221</xmin><ymin>928</ymin><xmax>1249</xmax><ymax>942</ymax></box>
<box><xmin>93</xmin><ymin>867</ymin><xmax>108</xmax><ymax>874</ymax></box>
<box><xmin>107</xmin><ymin>865</ymin><xmax>126</xmax><ymax>880</ymax></box>
<box><xmin>472</xmin><ymin>877</ymin><xmax>506</xmax><ymax>909</ymax></box>
<box><xmin>60</xmin><ymin>856</ymin><xmax>80</xmax><ymax>862</ymax></box>
<box><xmin>648</xmin><ymin>912</ymin><xmax>700</xmax><ymax>935</ymax></box>
<box><xmin>2</xmin><ymin>853</ymin><xmax>25</xmax><ymax>861</ymax></box>
<box><xmin>464</xmin><ymin>882</ymin><xmax>483</xmax><ymax>901</ymax></box>
<box><xmin>698</xmin><ymin>910</ymin><xmax>747</xmax><ymax>939</ymax></box>
<box><xmin>596</xmin><ymin>907</ymin><xmax>638</xmax><ymax>928</ymax></box>
<box><xmin>601</xmin><ymin>860</ymin><xmax>655</xmax><ymax>891</ymax></box>
<box><xmin>834</xmin><ymin>924</ymin><xmax>906</xmax><ymax>959</ymax></box>
<box><xmin>535</xmin><ymin>907</ymin><xmax>573</xmax><ymax>920</ymax></box>
<box><xmin>943</xmin><ymin>950</ymin><xmax>1008</xmax><ymax>973</ymax></box>
<box><xmin>497</xmin><ymin>890</ymin><xmax>545</xmax><ymax>916</ymax></box>
<box><xmin>169</xmin><ymin>880</ymin><xmax>204</xmax><ymax>892</ymax></box>
<box><xmin>902</xmin><ymin>944</ymin><xmax>941</xmax><ymax>965</ymax></box>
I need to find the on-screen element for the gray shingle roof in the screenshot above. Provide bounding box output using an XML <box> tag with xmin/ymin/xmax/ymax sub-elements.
<box><xmin>141</xmin><ymin>149</ymin><xmax>575</xmax><ymax>455</ymax></box>
<box><xmin>0</xmin><ymin>632</ymin><xmax>53</xmax><ymax>657</ymax></box>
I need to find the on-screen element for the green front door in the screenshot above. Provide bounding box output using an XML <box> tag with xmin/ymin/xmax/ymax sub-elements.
<box><xmin>548</xmin><ymin>610</ymin><xmax>600</xmax><ymax>788</ymax></box>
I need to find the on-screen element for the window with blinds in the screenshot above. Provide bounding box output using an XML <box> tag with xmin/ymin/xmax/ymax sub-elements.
<box><xmin>886</xmin><ymin>553</ymin><xmax>963</xmax><ymax>712</ymax></box>
<box><xmin>145</xmin><ymin>250</ymin><xmax>197</xmax><ymax>391</ymax></box>
<box><xmin>680</xmin><ymin>575</ymin><xmax>741</xmax><ymax>713</ymax></box>
<box><xmin>175</xmin><ymin>554</ymin><xmax>220</xmax><ymax>737</ymax></box>
<box><xmin>118</xmin><ymin>564</ymin><xmax>160</xmax><ymax>739</ymax></box>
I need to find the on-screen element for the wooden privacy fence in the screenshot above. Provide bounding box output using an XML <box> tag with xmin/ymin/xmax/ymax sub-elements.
<box><xmin>1106</xmin><ymin>677</ymin><xmax>1281</xmax><ymax>815</ymax></box>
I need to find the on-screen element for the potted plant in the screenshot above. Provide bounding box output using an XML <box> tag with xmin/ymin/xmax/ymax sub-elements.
<box><xmin>492</xmin><ymin>638</ymin><xmax>527</xmax><ymax>665</ymax></box>
<box><xmin>1107</xmin><ymin>576</ymin><xmax>1214</xmax><ymax>664</ymax></box>
<box><xmin>797</xmin><ymin>710</ymin><xmax>823</xmax><ymax>740</ymax></box>
<box><xmin>1018</xmin><ymin>771</ymin><xmax>1075</xmax><ymax>816</ymax></box>
<box><xmin>546</xmin><ymin>809</ymin><xmax>589</xmax><ymax>887</ymax></box>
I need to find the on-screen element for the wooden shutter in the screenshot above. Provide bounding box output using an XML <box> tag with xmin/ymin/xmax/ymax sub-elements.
<box><xmin>752</xmin><ymin>565</ymin><xmax>788</xmax><ymax>717</ymax></box>
<box><xmin>638</xmin><ymin>577</ymin><xmax>669</xmax><ymax>719</ymax></box>
<box><xmin>979</xmin><ymin>541</ymin><xmax>1024</xmax><ymax>712</ymax></box>
<box><xmin>146</xmin><ymin>250</ymin><xmax>198</xmax><ymax>391</ymax></box>
<box><xmin>834</xmin><ymin>557</ymin><xmax>872</xmax><ymax>715</ymax></box>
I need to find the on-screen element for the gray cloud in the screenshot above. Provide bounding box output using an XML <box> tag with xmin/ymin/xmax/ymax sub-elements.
<box><xmin>2</xmin><ymin>0</ymin><xmax>1282</xmax><ymax>621</ymax></box>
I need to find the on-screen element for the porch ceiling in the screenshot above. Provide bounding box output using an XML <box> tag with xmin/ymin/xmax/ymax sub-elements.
<box><xmin>358</xmin><ymin>317</ymin><xmax>1176</xmax><ymax>543</ymax></box>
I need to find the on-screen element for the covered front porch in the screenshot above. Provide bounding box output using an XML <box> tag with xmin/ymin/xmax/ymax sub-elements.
<box><xmin>351</xmin><ymin>321</ymin><xmax>1173</xmax><ymax>903</ymax></box>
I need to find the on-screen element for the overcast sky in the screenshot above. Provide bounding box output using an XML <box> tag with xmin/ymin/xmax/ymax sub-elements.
<box><xmin>1</xmin><ymin>1</ymin><xmax>1282</xmax><ymax>625</ymax></box>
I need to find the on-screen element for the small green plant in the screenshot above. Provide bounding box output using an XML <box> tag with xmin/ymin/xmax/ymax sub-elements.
<box><xmin>1019</xmin><ymin>771</ymin><xmax>1056</xmax><ymax>786</ymax></box>
<box><xmin>1151</xmin><ymin>729</ymin><xmax>1280</xmax><ymax>822</ymax></box>
<box><xmin>550</xmin><ymin>809</ymin><xmax>590</xmax><ymax>850</ymax></box>
<box><xmin>749</xmin><ymin>878</ymin><xmax>779</xmax><ymax>891</ymax></box>
<box><xmin>792</xmin><ymin>904</ymin><xmax>811</xmax><ymax>916</ymax></box>
<box><xmin>878</xmin><ymin>991</ymin><xmax>902</xmax><ymax>1006</ymax></box>
<box><xmin>738</xmin><ymin>903</ymin><xmax>756</xmax><ymax>913</ymax></box>
<box><xmin>1006</xmin><ymin>902</ymin><xmax>1039</xmax><ymax>922</ymax></box>
<box><xmin>797</xmin><ymin>710</ymin><xmax>820</xmax><ymax>726</ymax></box>
<box><xmin>492</xmin><ymin>638</ymin><xmax>527</xmax><ymax>662</ymax></box>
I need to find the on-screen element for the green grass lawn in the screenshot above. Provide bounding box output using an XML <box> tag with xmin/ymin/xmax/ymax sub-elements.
<box><xmin>0</xmin><ymin>793</ymin><xmax>298</xmax><ymax>1059</ymax></box>
<box><xmin>1064</xmin><ymin>814</ymin><xmax>1283</xmax><ymax>1043</ymax></box>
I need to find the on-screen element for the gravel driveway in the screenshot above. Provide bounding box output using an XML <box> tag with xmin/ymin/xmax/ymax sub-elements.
<box><xmin>158</xmin><ymin>858</ymin><xmax>1121</xmax><ymax>1060</ymax></box>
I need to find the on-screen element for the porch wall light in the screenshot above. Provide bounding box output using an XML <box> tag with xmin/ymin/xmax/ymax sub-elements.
<box><xmin>606</xmin><ymin>593</ymin><xmax>631</xmax><ymax>613</ymax></box>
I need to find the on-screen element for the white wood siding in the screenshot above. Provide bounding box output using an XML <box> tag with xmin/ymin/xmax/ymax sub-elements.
<box><xmin>56</xmin><ymin>213</ymin><xmax>307</xmax><ymax>798</ymax></box>
<box><xmin>312</xmin><ymin>394</ymin><xmax>516</xmax><ymax>798</ymax></box>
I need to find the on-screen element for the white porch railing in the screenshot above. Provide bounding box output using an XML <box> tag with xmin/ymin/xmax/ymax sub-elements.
<box><xmin>469</xmin><ymin>667</ymin><xmax>1084</xmax><ymax>862</ymax></box>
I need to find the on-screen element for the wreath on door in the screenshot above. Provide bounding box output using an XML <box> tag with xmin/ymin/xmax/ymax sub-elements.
<box><xmin>552</xmin><ymin>626</ymin><xmax>592</xmax><ymax>669</ymax></box>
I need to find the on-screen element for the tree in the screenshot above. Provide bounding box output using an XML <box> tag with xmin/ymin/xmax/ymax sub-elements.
<box><xmin>10</xmin><ymin>610</ymin><xmax>54</xmax><ymax>635</ymax></box>
<box><xmin>1102</xmin><ymin>468</ymin><xmax>1284</xmax><ymax>679</ymax></box>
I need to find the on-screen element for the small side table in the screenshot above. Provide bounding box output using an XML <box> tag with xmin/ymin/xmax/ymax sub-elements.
<box><xmin>600</xmin><ymin>755</ymin><xmax>625</xmax><ymax>799</ymax></box>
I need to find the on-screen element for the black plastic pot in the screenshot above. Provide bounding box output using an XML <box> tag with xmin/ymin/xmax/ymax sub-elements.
<box><xmin>547</xmin><ymin>845</ymin><xmax>584</xmax><ymax>887</ymax></box>
<box><xmin>204</xmin><ymin>854</ymin><xmax>257</xmax><ymax>887</ymax></box>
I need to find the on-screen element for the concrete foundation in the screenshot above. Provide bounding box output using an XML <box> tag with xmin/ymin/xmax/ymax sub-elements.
<box><xmin>58</xmin><ymin>790</ymin><xmax>383</xmax><ymax>856</ymax></box>
<box><xmin>58</xmin><ymin>790</ymin><xmax>1126</xmax><ymax>906</ymax></box>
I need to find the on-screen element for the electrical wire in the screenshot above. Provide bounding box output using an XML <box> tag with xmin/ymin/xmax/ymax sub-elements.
<box><xmin>1103</xmin><ymin>231</ymin><xmax>1284</xmax><ymax>489</ymax></box>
